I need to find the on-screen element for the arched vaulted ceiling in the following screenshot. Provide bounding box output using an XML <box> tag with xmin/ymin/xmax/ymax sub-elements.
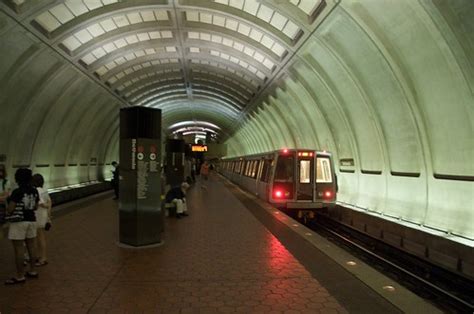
<box><xmin>0</xmin><ymin>0</ymin><xmax>472</xmax><ymax>239</ymax></box>
<box><xmin>3</xmin><ymin>0</ymin><xmax>331</xmax><ymax>138</ymax></box>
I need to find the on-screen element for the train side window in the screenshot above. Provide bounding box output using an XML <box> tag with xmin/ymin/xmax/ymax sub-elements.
<box><xmin>274</xmin><ymin>155</ymin><xmax>294</xmax><ymax>182</ymax></box>
<box><xmin>260</xmin><ymin>162</ymin><xmax>265</xmax><ymax>182</ymax></box>
<box><xmin>260</xmin><ymin>160</ymin><xmax>268</xmax><ymax>182</ymax></box>
<box><xmin>316</xmin><ymin>157</ymin><xmax>332</xmax><ymax>183</ymax></box>
<box><xmin>257</xmin><ymin>160</ymin><xmax>264</xmax><ymax>179</ymax></box>
<box><xmin>266</xmin><ymin>160</ymin><xmax>272</xmax><ymax>182</ymax></box>
<box><xmin>251</xmin><ymin>161</ymin><xmax>258</xmax><ymax>178</ymax></box>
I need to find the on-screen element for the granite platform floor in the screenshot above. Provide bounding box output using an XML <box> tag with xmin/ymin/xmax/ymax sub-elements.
<box><xmin>0</xmin><ymin>174</ymin><xmax>402</xmax><ymax>313</ymax></box>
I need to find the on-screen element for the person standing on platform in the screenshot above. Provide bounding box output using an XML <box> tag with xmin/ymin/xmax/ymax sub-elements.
<box><xmin>111</xmin><ymin>161</ymin><xmax>119</xmax><ymax>200</ymax></box>
<box><xmin>165</xmin><ymin>182</ymin><xmax>190</xmax><ymax>218</ymax></box>
<box><xmin>0</xmin><ymin>164</ymin><xmax>12</xmax><ymax>226</ymax></box>
<box><xmin>200</xmin><ymin>160</ymin><xmax>210</xmax><ymax>181</ymax></box>
<box><xmin>32</xmin><ymin>174</ymin><xmax>52</xmax><ymax>266</ymax></box>
<box><xmin>4</xmin><ymin>168</ymin><xmax>39</xmax><ymax>285</ymax></box>
<box><xmin>184</xmin><ymin>157</ymin><xmax>192</xmax><ymax>185</ymax></box>
<box><xmin>191</xmin><ymin>159</ymin><xmax>196</xmax><ymax>183</ymax></box>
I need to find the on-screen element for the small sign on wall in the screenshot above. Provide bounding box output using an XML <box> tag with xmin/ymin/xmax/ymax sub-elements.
<box><xmin>339</xmin><ymin>158</ymin><xmax>355</xmax><ymax>173</ymax></box>
<box><xmin>192</xmin><ymin>145</ymin><xmax>208</xmax><ymax>152</ymax></box>
<box><xmin>340</xmin><ymin>158</ymin><xmax>354</xmax><ymax>167</ymax></box>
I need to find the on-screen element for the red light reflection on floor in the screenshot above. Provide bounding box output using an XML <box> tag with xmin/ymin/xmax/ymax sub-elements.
<box><xmin>265</xmin><ymin>234</ymin><xmax>294</xmax><ymax>277</ymax></box>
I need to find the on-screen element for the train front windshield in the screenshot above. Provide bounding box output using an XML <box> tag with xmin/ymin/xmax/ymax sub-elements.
<box><xmin>316</xmin><ymin>155</ymin><xmax>335</xmax><ymax>201</ymax></box>
<box><xmin>316</xmin><ymin>157</ymin><xmax>332</xmax><ymax>183</ymax></box>
<box><xmin>274</xmin><ymin>155</ymin><xmax>294</xmax><ymax>182</ymax></box>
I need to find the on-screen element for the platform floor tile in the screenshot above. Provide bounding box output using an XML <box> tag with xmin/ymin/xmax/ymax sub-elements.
<box><xmin>0</xmin><ymin>176</ymin><xmax>348</xmax><ymax>313</ymax></box>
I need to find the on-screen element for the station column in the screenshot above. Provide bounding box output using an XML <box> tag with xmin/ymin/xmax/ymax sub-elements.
<box><xmin>119</xmin><ymin>107</ymin><xmax>163</xmax><ymax>247</ymax></box>
<box><xmin>165</xmin><ymin>139</ymin><xmax>185</xmax><ymax>187</ymax></box>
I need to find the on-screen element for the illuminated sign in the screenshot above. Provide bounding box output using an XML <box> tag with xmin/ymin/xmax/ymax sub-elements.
<box><xmin>340</xmin><ymin>158</ymin><xmax>354</xmax><ymax>166</ymax></box>
<box><xmin>298</xmin><ymin>152</ymin><xmax>314</xmax><ymax>157</ymax></box>
<box><xmin>192</xmin><ymin>145</ymin><xmax>208</xmax><ymax>152</ymax></box>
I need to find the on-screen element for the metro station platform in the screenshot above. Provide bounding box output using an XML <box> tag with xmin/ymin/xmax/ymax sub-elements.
<box><xmin>0</xmin><ymin>175</ymin><xmax>440</xmax><ymax>313</ymax></box>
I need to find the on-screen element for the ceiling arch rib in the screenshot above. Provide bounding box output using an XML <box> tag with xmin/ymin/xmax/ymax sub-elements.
<box><xmin>81</xmin><ymin>39</ymin><xmax>177</xmax><ymax>71</ymax></box>
<box><xmin>25</xmin><ymin>0</ymin><xmax>322</xmax><ymax>139</ymax></box>
<box><xmin>110</xmin><ymin>57</ymin><xmax>262</xmax><ymax>98</ymax></box>
<box><xmin>182</xmin><ymin>2</ymin><xmax>302</xmax><ymax>46</ymax></box>
<box><xmin>77</xmin><ymin>30</ymin><xmax>273</xmax><ymax>90</ymax></box>
<box><xmin>141</xmin><ymin>92</ymin><xmax>243</xmax><ymax>114</ymax></box>
<box><xmin>126</xmin><ymin>79</ymin><xmax>185</xmax><ymax>99</ymax></box>
<box><xmin>190</xmin><ymin>65</ymin><xmax>257</xmax><ymax>92</ymax></box>
<box><xmin>122</xmin><ymin>76</ymin><xmax>183</xmax><ymax>98</ymax></box>
<box><xmin>57</xmin><ymin>10</ymin><xmax>172</xmax><ymax>51</ymax></box>
<box><xmin>186</xmin><ymin>32</ymin><xmax>277</xmax><ymax>71</ymax></box>
<box><xmin>34</xmin><ymin>1</ymin><xmax>170</xmax><ymax>38</ymax></box>
<box><xmin>162</xmin><ymin>105</ymin><xmax>237</xmax><ymax>126</ymax></box>
<box><xmin>132</xmin><ymin>82</ymin><xmax>247</xmax><ymax>109</ymax></box>
<box><xmin>131</xmin><ymin>84</ymin><xmax>186</xmax><ymax>103</ymax></box>
<box><xmin>135</xmin><ymin>87</ymin><xmax>245</xmax><ymax>112</ymax></box>
<box><xmin>101</xmin><ymin>57</ymin><xmax>182</xmax><ymax>84</ymax></box>
<box><xmin>94</xmin><ymin>46</ymin><xmax>266</xmax><ymax>89</ymax></box>
<box><xmin>74</xmin><ymin>30</ymin><xmax>176</xmax><ymax>60</ymax></box>
<box><xmin>118</xmin><ymin>70</ymin><xmax>252</xmax><ymax>107</ymax></box>
<box><xmin>108</xmin><ymin>65</ymin><xmax>182</xmax><ymax>90</ymax></box>
<box><xmin>152</xmin><ymin>98</ymin><xmax>240</xmax><ymax>117</ymax></box>
<box><xmin>191</xmin><ymin>77</ymin><xmax>252</xmax><ymax>100</ymax></box>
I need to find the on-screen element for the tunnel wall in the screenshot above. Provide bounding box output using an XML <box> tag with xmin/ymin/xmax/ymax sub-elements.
<box><xmin>226</xmin><ymin>0</ymin><xmax>474</xmax><ymax>239</ymax></box>
<box><xmin>0</xmin><ymin>10</ymin><xmax>120</xmax><ymax>188</ymax></box>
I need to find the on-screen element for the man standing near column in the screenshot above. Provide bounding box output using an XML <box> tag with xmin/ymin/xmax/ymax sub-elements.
<box><xmin>111</xmin><ymin>161</ymin><xmax>119</xmax><ymax>200</ymax></box>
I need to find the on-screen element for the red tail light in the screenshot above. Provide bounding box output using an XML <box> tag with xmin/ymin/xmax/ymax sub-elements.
<box><xmin>274</xmin><ymin>190</ymin><xmax>283</xmax><ymax>198</ymax></box>
<box><xmin>324</xmin><ymin>190</ymin><xmax>333</xmax><ymax>199</ymax></box>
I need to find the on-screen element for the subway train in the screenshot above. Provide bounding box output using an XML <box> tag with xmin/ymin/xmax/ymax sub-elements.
<box><xmin>220</xmin><ymin>149</ymin><xmax>337</xmax><ymax>213</ymax></box>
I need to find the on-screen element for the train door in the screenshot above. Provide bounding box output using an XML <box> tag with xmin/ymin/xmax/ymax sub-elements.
<box><xmin>315</xmin><ymin>154</ymin><xmax>336</xmax><ymax>202</ymax></box>
<box><xmin>296</xmin><ymin>151</ymin><xmax>314</xmax><ymax>200</ymax></box>
<box><xmin>271</xmin><ymin>152</ymin><xmax>295</xmax><ymax>201</ymax></box>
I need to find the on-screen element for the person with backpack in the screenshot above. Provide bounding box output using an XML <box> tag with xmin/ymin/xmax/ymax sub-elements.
<box><xmin>4</xmin><ymin>168</ymin><xmax>39</xmax><ymax>285</ymax></box>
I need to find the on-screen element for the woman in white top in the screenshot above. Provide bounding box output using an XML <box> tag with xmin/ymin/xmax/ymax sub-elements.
<box><xmin>32</xmin><ymin>174</ymin><xmax>52</xmax><ymax>266</ymax></box>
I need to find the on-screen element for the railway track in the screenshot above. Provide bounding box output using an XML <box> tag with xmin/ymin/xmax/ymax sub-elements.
<box><xmin>284</xmin><ymin>209</ymin><xmax>474</xmax><ymax>314</ymax></box>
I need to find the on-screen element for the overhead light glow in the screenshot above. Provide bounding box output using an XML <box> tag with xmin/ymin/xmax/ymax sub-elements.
<box><xmin>168</xmin><ymin>120</ymin><xmax>221</xmax><ymax>130</ymax></box>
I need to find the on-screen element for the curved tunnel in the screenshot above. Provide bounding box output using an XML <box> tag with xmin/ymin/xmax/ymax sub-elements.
<box><xmin>0</xmin><ymin>0</ymin><xmax>472</xmax><ymax>239</ymax></box>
